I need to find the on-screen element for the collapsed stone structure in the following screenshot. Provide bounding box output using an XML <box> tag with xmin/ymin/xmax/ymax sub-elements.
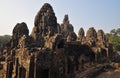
<box><xmin>0</xmin><ymin>3</ymin><xmax>113</xmax><ymax>78</ymax></box>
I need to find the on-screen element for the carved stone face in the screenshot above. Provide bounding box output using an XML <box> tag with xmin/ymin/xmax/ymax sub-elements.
<box><xmin>32</xmin><ymin>3</ymin><xmax>57</xmax><ymax>39</ymax></box>
<box><xmin>97</xmin><ymin>30</ymin><xmax>105</xmax><ymax>41</ymax></box>
<box><xmin>78</xmin><ymin>28</ymin><xmax>85</xmax><ymax>38</ymax></box>
<box><xmin>86</xmin><ymin>27</ymin><xmax>97</xmax><ymax>39</ymax></box>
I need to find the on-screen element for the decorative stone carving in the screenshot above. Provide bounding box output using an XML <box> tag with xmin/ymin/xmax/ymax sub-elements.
<box><xmin>77</xmin><ymin>27</ymin><xmax>85</xmax><ymax>42</ymax></box>
<box><xmin>86</xmin><ymin>27</ymin><xmax>97</xmax><ymax>46</ymax></box>
<box><xmin>61</xmin><ymin>14</ymin><xmax>77</xmax><ymax>41</ymax></box>
<box><xmin>11</xmin><ymin>22</ymin><xmax>29</xmax><ymax>48</ymax></box>
<box><xmin>31</xmin><ymin>3</ymin><xmax>58</xmax><ymax>40</ymax></box>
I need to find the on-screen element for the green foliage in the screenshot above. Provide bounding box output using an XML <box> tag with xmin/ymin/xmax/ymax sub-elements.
<box><xmin>107</xmin><ymin>28</ymin><xmax>120</xmax><ymax>52</ymax></box>
<box><xmin>0</xmin><ymin>35</ymin><xmax>11</xmax><ymax>45</ymax></box>
<box><xmin>110</xmin><ymin>28</ymin><xmax>120</xmax><ymax>36</ymax></box>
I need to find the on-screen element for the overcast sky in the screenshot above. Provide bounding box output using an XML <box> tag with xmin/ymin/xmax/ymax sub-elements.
<box><xmin>0</xmin><ymin>0</ymin><xmax>120</xmax><ymax>35</ymax></box>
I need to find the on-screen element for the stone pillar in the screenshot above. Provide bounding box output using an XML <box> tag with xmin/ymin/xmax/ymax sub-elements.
<box><xmin>6</xmin><ymin>62</ymin><xmax>13</xmax><ymax>78</ymax></box>
<box><xmin>34</xmin><ymin>57</ymin><xmax>37</xmax><ymax>78</ymax></box>
<box><xmin>21</xmin><ymin>67</ymin><xmax>26</xmax><ymax>78</ymax></box>
<box><xmin>29</xmin><ymin>56</ymin><xmax>34</xmax><ymax>78</ymax></box>
<box><xmin>6</xmin><ymin>62</ymin><xmax>9</xmax><ymax>78</ymax></box>
<box><xmin>95</xmin><ymin>54</ymin><xmax>97</xmax><ymax>62</ymax></box>
<box><xmin>106</xmin><ymin>48</ymin><xmax>109</xmax><ymax>57</ymax></box>
<box><xmin>15</xmin><ymin>58</ymin><xmax>19</xmax><ymax>78</ymax></box>
<box><xmin>64</xmin><ymin>57</ymin><xmax>68</xmax><ymax>78</ymax></box>
<box><xmin>36</xmin><ymin>67</ymin><xmax>42</xmax><ymax>78</ymax></box>
<box><xmin>18</xmin><ymin>66</ymin><xmax>26</xmax><ymax>78</ymax></box>
<box><xmin>18</xmin><ymin>66</ymin><xmax>22</xmax><ymax>78</ymax></box>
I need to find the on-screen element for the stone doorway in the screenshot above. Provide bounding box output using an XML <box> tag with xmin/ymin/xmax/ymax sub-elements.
<box><xmin>42</xmin><ymin>69</ymin><xmax>49</xmax><ymax>78</ymax></box>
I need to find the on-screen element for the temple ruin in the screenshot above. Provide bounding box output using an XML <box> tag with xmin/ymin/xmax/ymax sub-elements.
<box><xmin>0</xmin><ymin>3</ymin><xmax>113</xmax><ymax>78</ymax></box>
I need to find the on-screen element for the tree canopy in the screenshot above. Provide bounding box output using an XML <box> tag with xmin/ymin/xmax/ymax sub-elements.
<box><xmin>0</xmin><ymin>35</ymin><xmax>11</xmax><ymax>46</ymax></box>
<box><xmin>106</xmin><ymin>28</ymin><xmax>120</xmax><ymax>52</ymax></box>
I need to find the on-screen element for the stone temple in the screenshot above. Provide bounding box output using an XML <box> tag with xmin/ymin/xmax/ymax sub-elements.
<box><xmin>0</xmin><ymin>3</ymin><xmax>114</xmax><ymax>78</ymax></box>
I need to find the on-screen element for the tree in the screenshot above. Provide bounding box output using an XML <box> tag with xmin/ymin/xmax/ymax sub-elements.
<box><xmin>107</xmin><ymin>28</ymin><xmax>120</xmax><ymax>52</ymax></box>
<box><xmin>116</xmin><ymin>28</ymin><xmax>120</xmax><ymax>36</ymax></box>
<box><xmin>110</xmin><ymin>28</ymin><xmax>120</xmax><ymax>36</ymax></box>
<box><xmin>0</xmin><ymin>35</ymin><xmax>11</xmax><ymax>45</ymax></box>
<box><xmin>110</xmin><ymin>29</ymin><xmax>117</xmax><ymax>36</ymax></box>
